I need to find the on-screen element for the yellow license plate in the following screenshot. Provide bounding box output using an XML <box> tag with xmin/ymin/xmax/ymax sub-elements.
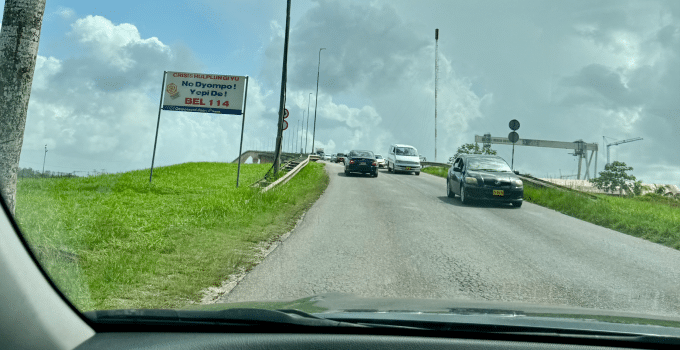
<box><xmin>493</xmin><ymin>190</ymin><xmax>504</xmax><ymax>196</ymax></box>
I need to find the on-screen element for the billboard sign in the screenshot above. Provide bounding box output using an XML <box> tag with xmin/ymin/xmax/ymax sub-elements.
<box><xmin>162</xmin><ymin>71</ymin><xmax>246</xmax><ymax>115</ymax></box>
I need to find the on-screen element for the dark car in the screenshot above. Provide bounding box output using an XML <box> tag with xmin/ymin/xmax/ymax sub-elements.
<box><xmin>447</xmin><ymin>154</ymin><xmax>523</xmax><ymax>207</ymax></box>
<box><xmin>344</xmin><ymin>150</ymin><xmax>378</xmax><ymax>177</ymax></box>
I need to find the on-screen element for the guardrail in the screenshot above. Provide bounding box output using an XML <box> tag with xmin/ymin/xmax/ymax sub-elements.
<box><xmin>261</xmin><ymin>155</ymin><xmax>312</xmax><ymax>193</ymax></box>
<box><xmin>517</xmin><ymin>174</ymin><xmax>598</xmax><ymax>200</ymax></box>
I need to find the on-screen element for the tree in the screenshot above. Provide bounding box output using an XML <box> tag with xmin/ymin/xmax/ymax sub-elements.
<box><xmin>589</xmin><ymin>161</ymin><xmax>637</xmax><ymax>195</ymax></box>
<box><xmin>457</xmin><ymin>142</ymin><xmax>497</xmax><ymax>156</ymax></box>
<box><xmin>0</xmin><ymin>0</ymin><xmax>46</xmax><ymax>215</ymax></box>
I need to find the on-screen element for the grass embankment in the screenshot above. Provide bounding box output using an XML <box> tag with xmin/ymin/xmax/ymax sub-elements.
<box><xmin>422</xmin><ymin>166</ymin><xmax>680</xmax><ymax>250</ymax></box>
<box><xmin>15</xmin><ymin>162</ymin><xmax>329</xmax><ymax>311</ymax></box>
<box><xmin>421</xmin><ymin>166</ymin><xmax>447</xmax><ymax>177</ymax></box>
<box><xmin>524</xmin><ymin>186</ymin><xmax>680</xmax><ymax>249</ymax></box>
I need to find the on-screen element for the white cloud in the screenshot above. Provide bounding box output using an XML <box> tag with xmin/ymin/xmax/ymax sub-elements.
<box><xmin>257</xmin><ymin>0</ymin><xmax>488</xmax><ymax>160</ymax></box>
<box><xmin>69</xmin><ymin>16</ymin><xmax>170</xmax><ymax>70</ymax></box>
<box><xmin>21</xmin><ymin>15</ymin><xmax>273</xmax><ymax>175</ymax></box>
<box><xmin>57</xmin><ymin>7</ymin><xmax>75</xmax><ymax>20</ymax></box>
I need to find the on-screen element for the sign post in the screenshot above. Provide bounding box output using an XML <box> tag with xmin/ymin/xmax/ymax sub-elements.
<box><xmin>508</xmin><ymin>119</ymin><xmax>520</xmax><ymax>170</ymax></box>
<box><xmin>235</xmin><ymin>77</ymin><xmax>250</xmax><ymax>187</ymax></box>
<box><xmin>149</xmin><ymin>71</ymin><xmax>168</xmax><ymax>183</ymax></box>
<box><xmin>150</xmin><ymin>71</ymin><xmax>248</xmax><ymax>185</ymax></box>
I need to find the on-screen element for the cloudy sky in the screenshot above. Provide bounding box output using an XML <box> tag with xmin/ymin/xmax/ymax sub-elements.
<box><xmin>4</xmin><ymin>0</ymin><xmax>679</xmax><ymax>185</ymax></box>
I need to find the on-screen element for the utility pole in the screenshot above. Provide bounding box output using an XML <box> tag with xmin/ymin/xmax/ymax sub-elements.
<box><xmin>434</xmin><ymin>29</ymin><xmax>439</xmax><ymax>162</ymax></box>
<box><xmin>305</xmin><ymin>93</ymin><xmax>311</xmax><ymax>153</ymax></box>
<box><xmin>274</xmin><ymin>0</ymin><xmax>291</xmax><ymax>175</ymax></box>
<box><xmin>42</xmin><ymin>144</ymin><xmax>47</xmax><ymax>175</ymax></box>
<box><xmin>312</xmin><ymin>48</ymin><xmax>326</xmax><ymax>154</ymax></box>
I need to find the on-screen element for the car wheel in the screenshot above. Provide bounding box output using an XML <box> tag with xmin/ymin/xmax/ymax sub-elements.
<box><xmin>415</xmin><ymin>172</ymin><xmax>420</xmax><ymax>176</ymax></box>
<box><xmin>512</xmin><ymin>201</ymin><xmax>522</xmax><ymax>208</ymax></box>
<box><xmin>447</xmin><ymin>179</ymin><xmax>455</xmax><ymax>198</ymax></box>
<box><xmin>374</xmin><ymin>170</ymin><xmax>378</xmax><ymax>178</ymax></box>
<box><xmin>460</xmin><ymin>183</ymin><xmax>470</xmax><ymax>205</ymax></box>
<box><xmin>345</xmin><ymin>169</ymin><xmax>350</xmax><ymax>176</ymax></box>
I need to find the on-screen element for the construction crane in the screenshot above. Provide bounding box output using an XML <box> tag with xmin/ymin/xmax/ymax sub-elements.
<box><xmin>603</xmin><ymin>137</ymin><xmax>642</xmax><ymax>166</ymax></box>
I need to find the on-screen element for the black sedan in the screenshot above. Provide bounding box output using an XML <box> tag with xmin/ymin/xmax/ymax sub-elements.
<box><xmin>447</xmin><ymin>154</ymin><xmax>523</xmax><ymax>207</ymax></box>
<box><xmin>344</xmin><ymin>150</ymin><xmax>378</xmax><ymax>177</ymax></box>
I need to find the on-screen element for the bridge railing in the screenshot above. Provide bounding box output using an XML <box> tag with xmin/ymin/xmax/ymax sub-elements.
<box><xmin>261</xmin><ymin>155</ymin><xmax>312</xmax><ymax>193</ymax></box>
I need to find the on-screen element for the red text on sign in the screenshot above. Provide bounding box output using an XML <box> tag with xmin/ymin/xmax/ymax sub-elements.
<box><xmin>185</xmin><ymin>98</ymin><xmax>206</xmax><ymax>105</ymax></box>
<box><xmin>185</xmin><ymin>98</ymin><xmax>230</xmax><ymax>107</ymax></box>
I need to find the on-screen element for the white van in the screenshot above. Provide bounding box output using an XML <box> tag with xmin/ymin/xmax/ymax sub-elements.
<box><xmin>386</xmin><ymin>144</ymin><xmax>421</xmax><ymax>175</ymax></box>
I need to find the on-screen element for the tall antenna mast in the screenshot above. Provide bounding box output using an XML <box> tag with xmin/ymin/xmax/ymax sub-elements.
<box><xmin>435</xmin><ymin>28</ymin><xmax>439</xmax><ymax>162</ymax></box>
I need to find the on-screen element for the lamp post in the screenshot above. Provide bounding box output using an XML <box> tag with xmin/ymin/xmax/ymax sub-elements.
<box><xmin>434</xmin><ymin>29</ymin><xmax>439</xmax><ymax>162</ymax></box>
<box><xmin>294</xmin><ymin>118</ymin><xmax>298</xmax><ymax>154</ymax></box>
<box><xmin>299</xmin><ymin>117</ymin><xmax>303</xmax><ymax>153</ymax></box>
<box><xmin>42</xmin><ymin>144</ymin><xmax>47</xmax><ymax>176</ymax></box>
<box><xmin>312</xmin><ymin>48</ymin><xmax>326</xmax><ymax>154</ymax></box>
<box><xmin>305</xmin><ymin>93</ymin><xmax>311</xmax><ymax>153</ymax></box>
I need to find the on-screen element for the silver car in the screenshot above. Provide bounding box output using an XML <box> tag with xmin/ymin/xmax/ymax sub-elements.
<box><xmin>375</xmin><ymin>154</ymin><xmax>386</xmax><ymax>168</ymax></box>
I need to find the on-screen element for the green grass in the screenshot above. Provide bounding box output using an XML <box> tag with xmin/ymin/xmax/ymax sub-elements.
<box><xmin>419</xmin><ymin>167</ymin><xmax>680</xmax><ymax>250</ymax></box>
<box><xmin>15</xmin><ymin>161</ymin><xmax>329</xmax><ymax>311</ymax></box>
<box><xmin>524</xmin><ymin>186</ymin><xmax>680</xmax><ymax>250</ymax></box>
<box><xmin>422</xmin><ymin>166</ymin><xmax>448</xmax><ymax>177</ymax></box>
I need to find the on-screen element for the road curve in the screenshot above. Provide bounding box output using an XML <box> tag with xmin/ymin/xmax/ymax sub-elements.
<box><xmin>219</xmin><ymin>162</ymin><xmax>680</xmax><ymax>317</ymax></box>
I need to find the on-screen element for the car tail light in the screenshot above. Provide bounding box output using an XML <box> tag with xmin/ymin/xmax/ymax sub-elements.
<box><xmin>372</xmin><ymin>161</ymin><xmax>377</xmax><ymax>166</ymax></box>
<box><xmin>349</xmin><ymin>160</ymin><xmax>355</xmax><ymax>164</ymax></box>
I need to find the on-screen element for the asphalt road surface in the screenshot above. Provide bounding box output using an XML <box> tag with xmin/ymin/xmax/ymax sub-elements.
<box><xmin>219</xmin><ymin>162</ymin><xmax>680</xmax><ymax>317</ymax></box>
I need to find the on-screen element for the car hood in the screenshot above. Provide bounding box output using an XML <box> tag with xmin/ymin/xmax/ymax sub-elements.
<box><xmin>395</xmin><ymin>155</ymin><xmax>420</xmax><ymax>163</ymax></box>
<box><xmin>186</xmin><ymin>293</ymin><xmax>680</xmax><ymax>333</ymax></box>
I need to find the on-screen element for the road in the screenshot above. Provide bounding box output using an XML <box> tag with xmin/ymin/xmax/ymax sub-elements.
<box><xmin>219</xmin><ymin>161</ymin><xmax>680</xmax><ymax>317</ymax></box>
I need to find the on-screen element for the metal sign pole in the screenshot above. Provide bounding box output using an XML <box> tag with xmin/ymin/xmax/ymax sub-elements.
<box><xmin>435</xmin><ymin>28</ymin><xmax>439</xmax><ymax>162</ymax></box>
<box><xmin>512</xmin><ymin>144</ymin><xmax>515</xmax><ymax>170</ymax></box>
<box><xmin>149</xmin><ymin>71</ymin><xmax>167</xmax><ymax>183</ymax></box>
<box><xmin>236</xmin><ymin>76</ymin><xmax>250</xmax><ymax>187</ymax></box>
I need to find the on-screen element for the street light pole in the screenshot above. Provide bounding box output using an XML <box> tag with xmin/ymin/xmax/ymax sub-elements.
<box><xmin>294</xmin><ymin>118</ymin><xmax>298</xmax><ymax>154</ymax></box>
<box><xmin>434</xmin><ymin>29</ymin><xmax>439</xmax><ymax>162</ymax></box>
<box><xmin>312</xmin><ymin>48</ymin><xmax>326</xmax><ymax>154</ymax></box>
<box><xmin>42</xmin><ymin>144</ymin><xmax>47</xmax><ymax>175</ymax></box>
<box><xmin>305</xmin><ymin>93</ymin><xmax>311</xmax><ymax>153</ymax></box>
<box><xmin>299</xmin><ymin>117</ymin><xmax>303</xmax><ymax>153</ymax></box>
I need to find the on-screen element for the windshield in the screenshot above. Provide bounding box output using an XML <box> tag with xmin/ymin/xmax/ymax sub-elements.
<box><xmin>350</xmin><ymin>150</ymin><xmax>374</xmax><ymax>158</ymax></box>
<box><xmin>395</xmin><ymin>147</ymin><xmax>418</xmax><ymax>156</ymax></box>
<box><xmin>3</xmin><ymin>0</ymin><xmax>680</xmax><ymax>335</ymax></box>
<box><xmin>467</xmin><ymin>158</ymin><xmax>512</xmax><ymax>172</ymax></box>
